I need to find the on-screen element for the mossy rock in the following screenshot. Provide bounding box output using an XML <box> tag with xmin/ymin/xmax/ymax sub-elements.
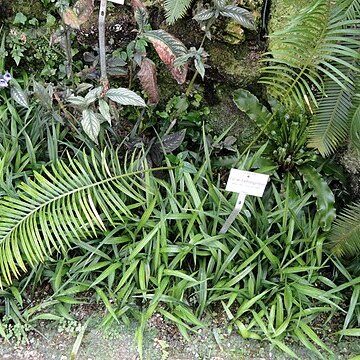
<box><xmin>268</xmin><ymin>0</ymin><xmax>310</xmax><ymax>35</ymax></box>
<box><xmin>206</xmin><ymin>84</ymin><xmax>258</xmax><ymax>146</ymax></box>
<box><xmin>339</xmin><ymin>146</ymin><xmax>360</xmax><ymax>199</ymax></box>
<box><xmin>206</xmin><ymin>40</ymin><xmax>263</xmax><ymax>87</ymax></box>
<box><xmin>3</xmin><ymin>0</ymin><xmax>47</xmax><ymax>22</ymax></box>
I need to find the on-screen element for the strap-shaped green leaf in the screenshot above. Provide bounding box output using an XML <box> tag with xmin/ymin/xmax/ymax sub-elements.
<box><xmin>298</xmin><ymin>164</ymin><xmax>335</xmax><ymax>231</ymax></box>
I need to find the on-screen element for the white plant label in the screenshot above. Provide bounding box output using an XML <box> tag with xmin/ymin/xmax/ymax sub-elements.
<box><xmin>108</xmin><ymin>0</ymin><xmax>125</xmax><ymax>4</ymax></box>
<box><xmin>225</xmin><ymin>169</ymin><xmax>269</xmax><ymax>197</ymax></box>
<box><xmin>220</xmin><ymin>169</ymin><xmax>269</xmax><ymax>234</ymax></box>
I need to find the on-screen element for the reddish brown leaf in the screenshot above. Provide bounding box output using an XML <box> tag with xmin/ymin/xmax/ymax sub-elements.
<box><xmin>74</xmin><ymin>0</ymin><xmax>94</xmax><ymax>25</ymax></box>
<box><xmin>63</xmin><ymin>8</ymin><xmax>80</xmax><ymax>29</ymax></box>
<box><xmin>146</xmin><ymin>35</ymin><xmax>188</xmax><ymax>84</ymax></box>
<box><xmin>131</xmin><ymin>0</ymin><xmax>147</xmax><ymax>11</ymax></box>
<box><xmin>138</xmin><ymin>58</ymin><xmax>159</xmax><ymax>105</ymax></box>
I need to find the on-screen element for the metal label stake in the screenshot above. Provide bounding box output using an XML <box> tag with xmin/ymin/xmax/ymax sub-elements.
<box><xmin>219</xmin><ymin>193</ymin><xmax>246</xmax><ymax>234</ymax></box>
<box><xmin>220</xmin><ymin>169</ymin><xmax>269</xmax><ymax>234</ymax></box>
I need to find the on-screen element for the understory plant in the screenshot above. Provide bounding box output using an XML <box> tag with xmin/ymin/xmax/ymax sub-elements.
<box><xmin>0</xmin><ymin>141</ymin><xmax>359</xmax><ymax>358</ymax></box>
<box><xmin>1</xmin><ymin>0</ymin><xmax>360</xmax><ymax>359</ymax></box>
<box><xmin>239</xmin><ymin>0</ymin><xmax>360</xmax><ymax>260</ymax></box>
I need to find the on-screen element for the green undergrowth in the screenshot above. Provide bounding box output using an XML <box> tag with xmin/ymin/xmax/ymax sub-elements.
<box><xmin>0</xmin><ymin>142</ymin><xmax>359</xmax><ymax>359</ymax></box>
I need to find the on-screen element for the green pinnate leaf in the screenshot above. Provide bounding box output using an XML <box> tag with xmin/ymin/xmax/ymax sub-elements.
<box><xmin>164</xmin><ymin>0</ymin><xmax>193</xmax><ymax>25</ymax></box>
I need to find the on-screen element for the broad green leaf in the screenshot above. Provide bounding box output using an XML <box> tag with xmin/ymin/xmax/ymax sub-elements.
<box><xmin>81</xmin><ymin>109</ymin><xmax>100</xmax><ymax>143</ymax></box>
<box><xmin>99</xmin><ymin>99</ymin><xmax>111</xmax><ymax>124</ymax></box>
<box><xmin>10</xmin><ymin>84</ymin><xmax>29</xmax><ymax>108</ymax></box>
<box><xmin>106</xmin><ymin>88</ymin><xmax>146</xmax><ymax>107</ymax></box>
<box><xmin>67</xmin><ymin>95</ymin><xmax>86</xmax><ymax>106</ymax></box>
<box><xmin>33</xmin><ymin>81</ymin><xmax>52</xmax><ymax>110</ymax></box>
<box><xmin>298</xmin><ymin>164</ymin><xmax>335</xmax><ymax>231</ymax></box>
<box><xmin>233</xmin><ymin>89</ymin><xmax>275</xmax><ymax>139</ymax></box>
<box><xmin>220</xmin><ymin>6</ymin><xmax>255</xmax><ymax>30</ymax></box>
<box><xmin>193</xmin><ymin>9</ymin><xmax>216</xmax><ymax>21</ymax></box>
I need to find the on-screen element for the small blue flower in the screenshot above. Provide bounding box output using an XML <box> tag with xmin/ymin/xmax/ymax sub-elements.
<box><xmin>0</xmin><ymin>79</ymin><xmax>8</xmax><ymax>88</ymax></box>
<box><xmin>3</xmin><ymin>72</ymin><xmax>12</xmax><ymax>82</ymax></box>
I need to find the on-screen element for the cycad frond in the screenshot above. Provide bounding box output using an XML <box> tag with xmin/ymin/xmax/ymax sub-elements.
<box><xmin>260</xmin><ymin>0</ymin><xmax>360</xmax><ymax>109</ymax></box>
<box><xmin>308</xmin><ymin>65</ymin><xmax>357</xmax><ymax>156</ymax></box>
<box><xmin>350</xmin><ymin>78</ymin><xmax>360</xmax><ymax>150</ymax></box>
<box><xmin>0</xmin><ymin>150</ymin><xmax>166</xmax><ymax>285</ymax></box>
<box><xmin>336</xmin><ymin>0</ymin><xmax>360</xmax><ymax>20</ymax></box>
<box><xmin>164</xmin><ymin>0</ymin><xmax>193</xmax><ymax>25</ymax></box>
<box><xmin>329</xmin><ymin>202</ymin><xmax>360</xmax><ymax>257</ymax></box>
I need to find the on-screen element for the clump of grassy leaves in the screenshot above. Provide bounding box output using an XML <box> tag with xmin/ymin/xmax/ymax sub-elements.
<box><xmin>0</xmin><ymin>133</ymin><xmax>359</xmax><ymax>359</ymax></box>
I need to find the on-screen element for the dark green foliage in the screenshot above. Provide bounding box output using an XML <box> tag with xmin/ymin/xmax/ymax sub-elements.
<box><xmin>260</xmin><ymin>0</ymin><xmax>360</xmax><ymax>110</ymax></box>
<box><xmin>329</xmin><ymin>201</ymin><xmax>360</xmax><ymax>257</ymax></box>
<box><xmin>164</xmin><ymin>0</ymin><xmax>193</xmax><ymax>25</ymax></box>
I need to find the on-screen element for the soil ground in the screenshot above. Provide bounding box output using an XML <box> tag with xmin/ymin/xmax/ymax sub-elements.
<box><xmin>1</xmin><ymin>311</ymin><xmax>359</xmax><ymax>360</ymax></box>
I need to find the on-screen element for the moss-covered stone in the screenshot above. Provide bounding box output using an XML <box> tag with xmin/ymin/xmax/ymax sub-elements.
<box><xmin>223</xmin><ymin>21</ymin><xmax>246</xmax><ymax>45</ymax></box>
<box><xmin>206</xmin><ymin>40</ymin><xmax>263</xmax><ymax>87</ymax></box>
<box><xmin>268</xmin><ymin>0</ymin><xmax>310</xmax><ymax>35</ymax></box>
<box><xmin>206</xmin><ymin>84</ymin><xmax>258</xmax><ymax>145</ymax></box>
<box><xmin>6</xmin><ymin>0</ymin><xmax>47</xmax><ymax>22</ymax></box>
<box><xmin>340</xmin><ymin>146</ymin><xmax>360</xmax><ymax>199</ymax></box>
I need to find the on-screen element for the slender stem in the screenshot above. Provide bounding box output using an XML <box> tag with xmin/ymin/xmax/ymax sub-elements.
<box><xmin>185</xmin><ymin>71</ymin><xmax>199</xmax><ymax>97</ymax></box>
<box><xmin>99</xmin><ymin>0</ymin><xmax>108</xmax><ymax>86</ymax></box>
<box><xmin>64</xmin><ymin>25</ymin><xmax>73</xmax><ymax>79</ymax></box>
<box><xmin>185</xmin><ymin>33</ymin><xmax>207</xmax><ymax>97</ymax></box>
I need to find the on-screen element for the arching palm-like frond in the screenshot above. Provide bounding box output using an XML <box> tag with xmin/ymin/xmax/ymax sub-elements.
<box><xmin>335</xmin><ymin>0</ymin><xmax>360</xmax><ymax>20</ymax></box>
<box><xmin>329</xmin><ymin>202</ymin><xmax>360</xmax><ymax>257</ymax></box>
<box><xmin>350</xmin><ymin>80</ymin><xmax>360</xmax><ymax>150</ymax></box>
<box><xmin>260</xmin><ymin>0</ymin><xmax>360</xmax><ymax>109</ymax></box>
<box><xmin>308</xmin><ymin>65</ymin><xmax>358</xmax><ymax>156</ymax></box>
<box><xmin>0</xmin><ymin>150</ymin><xmax>167</xmax><ymax>285</ymax></box>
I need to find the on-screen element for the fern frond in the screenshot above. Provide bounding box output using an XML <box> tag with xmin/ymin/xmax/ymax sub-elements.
<box><xmin>0</xmin><ymin>149</ymin><xmax>169</xmax><ymax>285</ymax></box>
<box><xmin>164</xmin><ymin>0</ymin><xmax>193</xmax><ymax>25</ymax></box>
<box><xmin>329</xmin><ymin>202</ymin><xmax>360</xmax><ymax>257</ymax></box>
<box><xmin>260</xmin><ymin>0</ymin><xmax>360</xmax><ymax>109</ymax></box>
